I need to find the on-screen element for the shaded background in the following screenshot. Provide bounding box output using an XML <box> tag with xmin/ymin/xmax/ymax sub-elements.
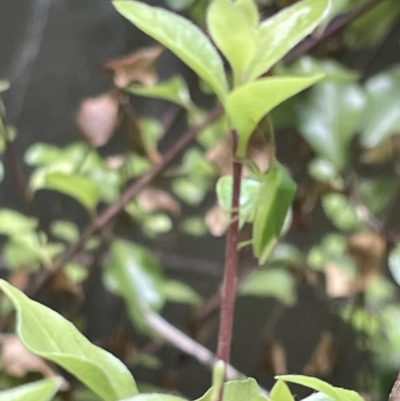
<box><xmin>1</xmin><ymin>0</ymin><xmax>400</xmax><ymax>399</ymax></box>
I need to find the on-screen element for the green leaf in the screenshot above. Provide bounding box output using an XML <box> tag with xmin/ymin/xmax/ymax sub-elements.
<box><xmin>163</xmin><ymin>280</ymin><xmax>202</xmax><ymax>306</ymax></box>
<box><xmin>0</xmin><ymin>280</ymin><xmax>138</xmax><ymax>401</ymax></box>
<box><xmin>127</xmin><ymin>76</ymin><xmax>193</xmax><ymax>109</ymax></box>
<box><xmin>225</xmin><ymin>74</ymin><xmax>323</xmax><ymax>158</ymax></box>
<box><xmin>277</xmin><ymin>375</ymin><xmax>364</xmax><ymax>401</ymax></box>
<box><xmin>298</xmin><ymin>80</ymin><xmax>365</xmax><ymax>170</ymax></box>
<box><xmin>389</xmin><ymin>245</ymin><xmax>400</xmax><ymax>287</ymax></box>
<box><xmin>104</xmin><ymin>239</ymin><xmax>165</xmax><ymax>332</ymax></box>
<box><xmin>207</xmin><ymin>0</ymin><xmax>257</xmax><ymax>86</ymax></box>
<box><xmin>270</xmin><ymin>380</ymin><xmax>295</xmax><ymax>401</ymax></box>
<box><xmin>31</xmin><ymin>171</ymin><xmax>101</xmax><ymax>212</ymax></box>
<box><xmin>121</xmin><ymin>395</ymin><xmax>187</xmax><ymax>401</ymax></box>
<box><xmin>360</xmin><ymin>66</ymin><xmax>400</xmax><ymax>148</ymax></box>
<box><xmin>0</xmin><ymin>209</ymin><xmax>37</xmax><ymax>236</ymax></box>
<box><xmin>0</xmin><ymin>80</ymin><xmax>10</xmax><ymax>93</ymax></box>
<box><xmin>252</xmin><ymin>163</ymin><xmax>297</xmax><ymax>264</ymax></box>
<box><xmin>0</xmin><ymin>377</ymin><xmax>62</xmax><ymax>401</ymax></box>
<box><xmin>216</xmin><ymin>176</ymin><xmax>261</xmax><ymax>227</ymax></box>
<box><xmin>322</xmin><ymin>193</ymin><xmax>364</xmax><ymax>231</ymax></box>
<box><xmin>195</xmin><ymin>378</ymin><xmax>268</xmax><ymax>401</ymax></box>
<box><xmin>239</xmin><ymin>268</ymin><xmax>296</xmax><ymax>306</ymax></box>
<box><xmin>234</xmin><ymin>0</ymin><xmax>259</xmax><ymax>28</ymax></box>
<box><xmin>165</xmin><ymin>0</ymin><xmax>196</xmax><ymax>11</ymax></box>
<box><xmin>247</xmin><ymin>0</ymin><xmax>329</xmax><ymax>81</ymax></box>
<box><xmin>113</xmin><ymin>0</ymin><xmax>228</xmax><ymax>100</ymax></box>
<box><xmin>348</xmin><ymin>0</ymin><xmax>400</xmax><ymax>49</ymax></box>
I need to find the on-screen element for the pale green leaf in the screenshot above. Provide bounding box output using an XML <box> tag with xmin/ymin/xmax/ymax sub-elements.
<box><xmin>0</xmin><ymin>209</ymin><xmax>37</xmax><ymax>236</ymax></box>
<box><xmin>277</xmin><ymin>375</ymin><xmax>364</xmax><ymax>401</ymax></box>
<box><xmin>270</xmin><ymin>380</ymin><xmax>295</xmax><ymax>401</ymax></box>
<box><xmin>247</xmin><ymin>0</ymin><xmax>329</xmax><ymax>81</ymax></box>
<box><xmin>216</xmin><ymin>176</ymin><xmax>261</xmax><ymax>227</ymax></box>
<box><xmin>127</xmin><ymin>76</ymin><xmax>192</xmax><ymax>109</ymax></box>
<box><xmin>207</xmin><ymin>0</ymin><xmax>257</xmax><ymax>86</ymax></box>
<box><xmin>104</xmin><ymin>239</ymin><xmax>165</xmax><ymax>332</ymax></box>
<box><xmin>0</xmin><ymin>80</ymin><xmax>10</xmax><ymax>93</ymax></box>
<box><xmin>0</xmin><ymin>280</ymin><xmax>138</xmax><ymax>401</ymax></box>
<box><xmin>234</xmin><ymin>0</ymin><xmax>259</xmax><ymax>28</ymax></box>
<box><xmin>239</xmin><ymin>268</ymin><xmax>296</xmax><ymax>306</ymax></box>
<box><xmin>31</xmin><ymin>171</ymin><xmax>101</xmax><ymax>212</ymax></box>
<box><xmin>195</xmin><ymin>378</ymin><xmax>268</xmax><ymax>401</ymax></box>
<box><xmin>121</xmin><ymin>394</ymin><xmax>187</xmax><ymax>401</ymax></box>
<box><xmin>114</xmin><ymin>1</ymin><xmax>228</xmax><ymax>100</ymax></box>
<box><xmin>163</xmin><ymin>280</ymin><xmax>202</xmax><ymax>306</ymax></box>
<box><xmin>0</xmin><ymin>377</ymin><xmax>62</xmax><ymax>401</ymax></box>
<box><xmin>360</xmin><ymin>66</ymin><xmax>400</xmax><ymax>148</ymax></box>
<box><xmin>225</xmin><ymin>74</ymin><xmax>323</xmax><ymax>157</ymax></box>
<box><xmin>298</xmin><ymin>80</ymin><xmax>365</xmax><ymax>170</ymax></box>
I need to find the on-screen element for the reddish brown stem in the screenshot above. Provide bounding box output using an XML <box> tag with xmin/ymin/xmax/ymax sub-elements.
<box><xmin>217</xmin><ymin>131</ymin><xmax>242</xmax><ymax>364</ymax></box>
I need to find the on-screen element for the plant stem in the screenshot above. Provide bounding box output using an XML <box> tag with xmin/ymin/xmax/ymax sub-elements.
<box><xmin>217</xmin><ymin>130</ymin><xmax>242</xmax><ymax>365</ymax></box>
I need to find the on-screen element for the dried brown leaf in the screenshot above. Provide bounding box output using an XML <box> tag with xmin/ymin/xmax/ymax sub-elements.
<box><xmin>104</xmin><ymin>46</ymin><xmax>164</xmax><ymax>88</ymax></box>
<box><xmin>347</xmin><ymin>232</ymin><xmax>385</xmax><ymax>282</ymax></box>
<box><xmin>303</xmin><ymin>331</ymin><xmax>335</xmax><ymax>376</ymax></box>
<box><xmin>206</xmin><ymin>136</ymin><xmax>232</xmax><ymax>175</ymax></box>
<box><xmin>260</xmin><ymin>340</ymin><xmax>287</xmax><ymax>375</ymax></box>
<box><xmin>205</xmin><ymin>204</ymin><xmax>229</xmax><ymax>237</ymax></box>
<box><xmin>325</xmin><ymin>261</ymin><xmax>355</xmax><ymax>298</ymax></box>
<box><xmin>77</xmin><ymin>91</ymin><xmax>120</xmax><ymax>147</ymax></box>
<box><xmin>1</xmin><ymin>335</ymin><xmax>69</xmax><ymax>389</ymax></box>
<box><xmin>137</xmin><ymin>188</ymin><xmax>180</xmax><ymax>215</ymax></box>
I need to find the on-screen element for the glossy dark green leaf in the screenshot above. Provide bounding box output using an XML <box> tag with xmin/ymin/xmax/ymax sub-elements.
<box><xmin>0</xmin><ymin>280</ymin><xmax>138</xmax><ymax>401</ymax></box>
<box><xmin>298</xmin><ymin>80</ymin><xmax>365</xmax><ymax>170</ymax></box>
<box><xmin>207</xmin><ymin>0</ymin><xmax>257</xmax><ymax>86</ymax></box>
<box><xmin>114</xmin><ymin>1</ymin><xmax>228</xmax><ymax>100</ymax></box>
<box><xmin>104</xmin><ymin>239</ymin><xmax>165</xmax><ymax>332</ymax></box>
<box><xmin>0</xmin><ymin>377</ymin><xmax>62</xmax><ymax>401</ymax></box>
<box><xmin>247</xmin><ymin>0</ymin><xmax>329</xmax><ymax>81</ymax></box>
<box><xmin>239</xmin><ymin>268</ymin><xmax>296</xmax><ymax>306</ymax></box>
<box><xmin>360</xmin><ymin>66</ymin><xmax>400</xmax><ymax>148</ymax></box>
<box><xmin>277</xmin><ymin>375</ymin><xmax>363</xmax><ymax>401</ymax></box>
<box><xmin>252</xmin><ymin>163</ymin><xmax>296</xmax><ymax>264</ymax></box>
<box><xmin>226</xmin><ymin>74</ymin><xmax>323</xmax><ymax>157</ymax></box>
<box><xmin>270</xmin><ymin>380</ymin><xmax>295</xmax><ymax>401</ymax></box>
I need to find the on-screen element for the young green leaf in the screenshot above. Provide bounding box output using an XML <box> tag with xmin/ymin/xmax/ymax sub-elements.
<box><xmin>270</xmin><ymin>380</ymin><xmax>295</xmax><ymax>401</ymax></box>
<box><xmin>247</xmin><ymin>0</ymin><xmax>329</xmax><ymax>81</ymax></box>
<box><xmin>0</xmin><ymin>377</ymin><xmax>62</xmax><ymax>401</ymax></box>
<box><xmin>0</xmin><ymin>280</ymin><xmax>138</xmax><ymax>401</ymax></box>
<box><xmin>277</xmin><ymin>375</ymin><xmax>364</xmax><ymax>401</ymax></box>
<box><xmin>225</xmin><ymin>74</ymin><xmax>323</xmax><ymax>158</ymax></box>
<box><xmin>104</xmin><ymin>239</ymin><xmax>165</xmax><ymax>332</ymax></box>
<box><xmin>195</xmin><ymin>378</ymin><xmax>268</xmax><ymax>401</ymax></box>
<box><xmin>113</xmin><ymin>1</ymin><xmax>228</xmax><ymax>100</ymax></box>
<box><xmin>207</xmin><ymin>0</ymin><xmax>257</xmax><ymax>86</ymax></box>
<box><xmin>234</xmin><ymin>0</ymin><xmax>259</xmax><ymax>28</ymax></box>
<box><xmin>252</xmin><ymin>163</ymin><xmax>296</xmax><ymax>264</ymax></box>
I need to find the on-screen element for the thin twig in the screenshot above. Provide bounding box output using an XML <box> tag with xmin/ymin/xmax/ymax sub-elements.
<box><xmin>284</xmin><ymin>0</ymin><xmax>382</xmax><ymax>64</ymax></box>
<box><xmin>217</xmin><ymin>131</ymin><xmax>242</xmax><ymax>364</ymax></box>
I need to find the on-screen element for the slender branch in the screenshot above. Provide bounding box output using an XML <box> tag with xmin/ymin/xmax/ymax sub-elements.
<box><xmin>27</xmin><ymin>105</ymin><xmax>223</xmax><ymax>297</ymax></box>
<box><xmin>284</xmin><ymin>0</ymin><xmax>382</xmax><ymax>64</ymax></box>
<box><xmin>217</xmin><ymin>131</ymin><xmax>242</xmax><ymax>364</ymax></box>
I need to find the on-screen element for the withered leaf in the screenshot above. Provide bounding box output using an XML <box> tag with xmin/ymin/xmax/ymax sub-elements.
<box><xmin>325</xmin><ymin>261</ymin><xmax>355</xmax><ymax>298</ymax></box>
<box><xmin>205</xmin><ymin>204</ymin><xmax>229</xmax><ymax>237</ymax></box>
<box><xmin>76</xmin><ymin>91</ymin><xmax>120</xmax><ymax>147</ymax></box>
<box><xmin>303</xmin><ymin>331</ymin><xmax>335</xmax><ymax>376</ymax></box>
<box><xmin>137</xmin><ymin>188</ymin><xmax>180</xmax><ymax>215</ymax></box>
<box><xmin>105</xmin><ymin>46</ymin><xmax>164</xmax><ymax>88</ymax></box>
